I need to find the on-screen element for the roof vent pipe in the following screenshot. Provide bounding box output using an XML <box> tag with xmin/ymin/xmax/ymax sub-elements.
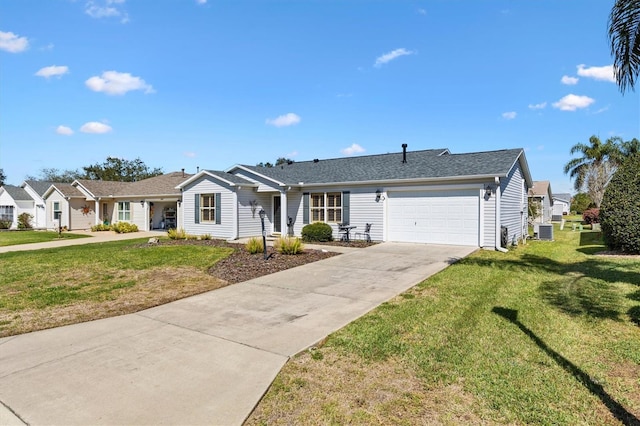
<box><xmin>402</xmin><ymin>143</ymin><xmax>408</xmax><ymax>163</ymax></box>
<box><xmin>197</xmin><ymin>166</ymin><xmax>200</xmax><ymax>173</ymax></box>
<box><xmin>181</xmin><ymin>168</ymin><xmax>185</xmax><ymax>177</ymax></box>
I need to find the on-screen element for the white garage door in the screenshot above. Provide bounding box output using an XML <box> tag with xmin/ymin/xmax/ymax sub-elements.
<box><xmin>387</xmin><ymin>189</ymin><xmax>479</xmax><ymax>246</ymax></box>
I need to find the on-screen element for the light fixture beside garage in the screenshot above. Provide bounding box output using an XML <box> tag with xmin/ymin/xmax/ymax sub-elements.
<box><xmin>485</xmin><ymin>185</ymin><xmax>493</xmax><ymax>197</ymax></box>
<box><xmin>375</xmin><ymin>189</ymin><xmax>382</xmax><ymax>202</ymax></box>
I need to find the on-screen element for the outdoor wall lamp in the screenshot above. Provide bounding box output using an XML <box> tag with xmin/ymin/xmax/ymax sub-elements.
<box><xmin>375</xmin><ymin>189</ymin><xmax>381</xmax><ymax>202</ymax></box>
<box><xmin>485</xmin><ymin>185</ymin><xmax>493</xmax><ymax>197</ymax></box>
<box><xmin>140</xmin><ymin>200</ymin><xmax>145</xmax><ymax>206</ymax></box>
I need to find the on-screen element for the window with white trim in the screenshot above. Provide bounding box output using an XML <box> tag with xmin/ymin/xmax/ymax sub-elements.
<box><xmin>311</xmin><ymin>192</ymin><xmax>342</xmax><ymax>223</ymax></box>
<box><xmin>200</xmin><ymin>194</ymin><xmax>216</xmax><ymax>222</ymax></box>
<box><xmin>0</xmin><ymin>205</ymin><xmax>13</xmax><ymax>222</ymax></box>
<box><xmin>53</xmin><ymin>201</ymin><xmax>61</xmax><ymax>220</ymax></box>
<box><xmin>117</xmin><ymin>202</ymin><xmax>131</xmax><ymax>221</ymax></box>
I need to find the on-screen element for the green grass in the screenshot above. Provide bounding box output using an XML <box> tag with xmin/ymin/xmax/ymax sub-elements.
<box><xmin>252</xmin><ymin>226</ymin><xmax>640</xmax><ymax>425</ymax></box>
<box><xmin>0</xmin><ymin>239</ymin><xmax>233</xmax><ymax>313</ymax></box>
<box><xmin>0</xmin><ymin>230</ymin><xmax>90</xmax><ymax>247</ymax></box>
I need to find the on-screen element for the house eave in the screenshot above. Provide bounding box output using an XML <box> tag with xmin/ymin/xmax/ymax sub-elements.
<box><xmin>295</xmin><ymin>174</ymin><xmax>506</xmax><ymax>188</ymax></box>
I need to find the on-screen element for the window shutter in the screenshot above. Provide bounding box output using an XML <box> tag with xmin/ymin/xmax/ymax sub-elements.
<box><xmin>342</xmin><ymin>191</ymin><xmax>350</xmax><ymax>225</ymax></box>
<box><xmin>215</xmin><ymin>193</ymin><xmax>222</xmax><ymax>224</ymax></box>
<box><xmin>194</xmin><ymin>193</ymin><xmax>200</xmax><ymax>224</ymax></box>
<box><xmin>303</xmin><ymin>192</ymin><xmax>309</xmax><ymax>224</ymax></box>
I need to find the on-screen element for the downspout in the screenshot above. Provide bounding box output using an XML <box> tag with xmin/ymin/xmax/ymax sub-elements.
<box><xmin>495</xmin><ymin>177</ymin><xmax>507</xmax><ymax>252</ymax></box>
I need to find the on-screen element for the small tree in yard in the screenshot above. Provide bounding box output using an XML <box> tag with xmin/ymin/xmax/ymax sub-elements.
<box><xmin>17</xmin><ymin>213</ymin><xmax>33</xmax><ymax>229</ymax></box>
<box><xmin>600</xmin><ymin>153</ymin><xmax>640</xmax><ymax>254</ymax></box>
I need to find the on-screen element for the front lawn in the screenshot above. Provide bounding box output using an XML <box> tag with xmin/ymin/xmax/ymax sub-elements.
<box><xmin>248</xmin><ymin>227</ymin><xmax>640</xmax><ymax>425</ymax></box>
<box><xmin>0</xmin><ymin>230</ymin><xmax>90</xmax><ymax>247</ymax></box>
<box><xmin>0</xmin><ymin>239</ymin><xmax>234</xmax><ymax>336</ymax></box>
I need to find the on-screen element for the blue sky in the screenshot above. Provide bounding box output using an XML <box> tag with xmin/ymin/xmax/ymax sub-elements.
<box><xmin>1</xmin><ymin>0</ymin><xmax>637</xmax><ymax>194</ymax></box>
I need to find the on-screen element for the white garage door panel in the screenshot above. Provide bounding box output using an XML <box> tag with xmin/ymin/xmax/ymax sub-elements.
<box><xmin>387</xmin><ymin>190</ymin><xmax>479</xmax><ymax>246</ymax></box>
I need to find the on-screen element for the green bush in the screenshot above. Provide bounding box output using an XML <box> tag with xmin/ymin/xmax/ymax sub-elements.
<box><xmin>0</xmin><ymin>220</ymin><xmax>10</xmax><ymax>229</ymax></box>
<box><xmin>91</xmin><ymin>223</ymin><xmax>112</xmax><ymax>232</ymax></box>
<box><xmin>200</xmin><ymin>233</ymin><xmax>212</xmax><ymax>240</ymax></box>
<box><xmin>112</xmin><ymin>222</ymin><xmax>139</xmax><ymax>234</ymax></box>
<box><xmin>167</xmin><ymin>228</ymin><xmax>187</xmax><ymax>239</ymax></box>
<box><xmin>275</xmin><ymin>236</ymin><xmax>304</xmax><ymax>255</ymax></box>
<box><xmin>301</xmin><ymin>222</ymin><xmax>333</xmax><ymax>242</ymax></box>
<box><xmin>245</xmin><ymin>237</ymin><xmax>264</xmax><ymax>254</ymax></box>
<box><xmin>17</xmin><ymin>213</ymin><xmax>33</xmax><ymax>229</ymax></box>
<box><xmin>600</xmin><ymin>153</ymin><xmax>640</xmax><ymax>254</ymax></box>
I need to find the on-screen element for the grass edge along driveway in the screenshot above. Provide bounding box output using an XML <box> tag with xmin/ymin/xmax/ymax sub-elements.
<box><xmin>247</xmin><ymin>228</ymin><xmax>640</xmax><ymax>426</ymax></box>
<box><xmin>0</xmin><ymin>239</ymin><xmax>233</xmax><ymax>337</ymax></box>
<box><xmin>0</xmin><ymin>230</ymin><xmax>90</xmax><ymax>247</ymax></box>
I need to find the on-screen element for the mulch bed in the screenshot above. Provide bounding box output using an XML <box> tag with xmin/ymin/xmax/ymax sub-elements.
<box><xmin>151</xmin><ymin>239</ymin><xmax>348</xmax><ymax>284</ymax></box>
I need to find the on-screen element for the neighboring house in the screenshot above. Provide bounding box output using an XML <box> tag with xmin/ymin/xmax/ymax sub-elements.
<box><xmin>21</xmin><ymin>180</ymin><xmax>56</xmax><ymax>229</ymax></box>
<box><xmin>0</xmin><ymin>185</ymin><xmax>34</xmax><ymax>229</ymax></box>
<box><xmin>528</xmin><ymin>181</ymin><xmax>553</xmax><ymax>223</ymax></box>
<box><xmin>41</xmin><ymin>171</ymin><xmax>192</xmax><ymax>231</ymax></box>
<box><xmin>178</xmin><ymin>146</ymin><xmax>533</xmax><ymax>249</ymax></box>
<box><xmin>552</xmin><ymin>193</ymin><xmax>572</xmax><ymax>216</ymax></box>
<box><xmin>43</xmin><ymin>183</ymin><xmax>96</xmax><ymax>230</ymax></box>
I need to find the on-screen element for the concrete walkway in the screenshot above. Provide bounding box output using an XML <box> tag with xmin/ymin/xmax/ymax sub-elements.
<box><xmin>0</xmin><ymin>241</ymin><xmax>475</xmax><ymax>425</ymax></box>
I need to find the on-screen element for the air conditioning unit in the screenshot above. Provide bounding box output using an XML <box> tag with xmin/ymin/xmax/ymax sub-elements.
<box><xmin>538</xmin><ymin>224</ymin><xmax>554</xmax><ymax>241</ymax></box>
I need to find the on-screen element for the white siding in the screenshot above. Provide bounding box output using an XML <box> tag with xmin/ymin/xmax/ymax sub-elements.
<box><xmin>500</xmin><ymin>163</ymin><xmax>527</xmax><ymax>245</ymax></box>
<box><xmin>45</xmin><ymin>191</ymin><xmax>69</xmax><ymax>229</ymax></box>
<box><xmin>131</xmin><ymin>201</ymin><xmax>146</xmax><ymax>230</ymax></box>
<box><xmin>237</xmin><ymin>189</ymin><xmax>271</xmax><ymax>238</ymax></box>
<box><xmin>0</xmin><ymin>191</ymin><xmax>18</xmax><ymax>229</ymax></box>
<box><xmin>22</xmin><ymin>185</ymin><xmax>47</xmax><ymax>228</ymax></box>
<box><xmin>482</xmin><ymin>186</ymin><xmax>496</xmax><ymax>248</ymax></box>
<box><xmin>182</xmin><ymin>176</ymin><xmax>236</xmax><ymax>239</ymax></box>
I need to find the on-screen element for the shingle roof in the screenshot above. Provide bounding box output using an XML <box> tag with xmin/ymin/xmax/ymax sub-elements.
<box><xmin>1</xmin><ymin>185</ymin><xmax>32</xmax><ymax>201</ymax></box>
<box><xmin>204</xmin><ymin>170</ymin><xmax>256</xmax><ymax>185</ymax></box>
<box><xmin>529</xmin><ymin>181</ymin><xmax>550</xmax><ymax>197</ymax></box>
<box><xmin>75</xmin><ymin>172</ymin><xmax>192</xmax><ymax>197</ymax></box>
<box><xmin>553</xmin><ymin>193</ymin><xmax>572</xmax><ymax>202</ymax></box>
<box><xmin>238</xmin><ymin>148</ymin><xmax>525</xmax><ymax>185</ymax></box>
<box><xmin>24</xmin><ymin>180</ymin><xmax>57</xmax><ymax>197</ymax></box>
<box><xmin>50</xmin><ymin>183</ymin><xmax>87</xmax><ymax>198</ymax></box>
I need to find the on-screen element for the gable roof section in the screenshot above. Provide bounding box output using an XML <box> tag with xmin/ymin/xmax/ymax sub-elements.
<box><xmin>1</xmin><ymin>185</ymin><xmax>32</xmax><ymax>201</ymax></box>
<box><xmin>553</xmin><ymin>193</ymin><xmax>572</xmax><ymax>203</ymax></box>
<box><xmin>177</xmin><ymin>170</ymin><xmax>258</xmax><ymax>189</ymax></box>
<box><xmin>44</xmin><ymin>183</ymin><xmax>87</xmax><ymax>199</ymax></box>
<box><xmin>233</xmin><ymin>148</ymin><xmax>528</xmax><ymax>186</ymax></box>
<box><xmin>23</xmin><ymin>180</ymin><xmax>57</xmax><ymax>197</ymax></box>
<box><xmin>74</xmin><ymin>172</ymin><xmax>192</xmax><ymax>198</ymax></box>
<box><xmin>529</xmin><ymin>181</ymin><xmax>551</xmax><ymax>197</ymax></box>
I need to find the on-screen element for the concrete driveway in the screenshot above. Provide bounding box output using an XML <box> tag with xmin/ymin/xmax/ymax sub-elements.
<box><xmin>0</xmin><ymin>242</ymin><xmax>475</xmax><ymax>426</ymax></box>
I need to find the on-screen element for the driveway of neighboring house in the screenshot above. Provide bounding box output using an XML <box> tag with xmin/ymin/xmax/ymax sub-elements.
<box><xmin>0</xmin><ymin>242</ymin><xmax>475</xmax><ymax>426</ymax></box>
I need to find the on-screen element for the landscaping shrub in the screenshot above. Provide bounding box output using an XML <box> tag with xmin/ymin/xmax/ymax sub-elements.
<box><xmin>201</xmin><ymin>233</ymin><xmax>212</xmax><ymax>240</ymax></box>
<box><xmin>91</xmin><ymin>223</ymin><xmax>111</xmax><ymax>232</ymax></box>
<box><xmin>245</xmin><ymin>237</ymin><xmax>264</xmax><ymax>254</ymax></box>
<box><xmin>111</xmin><ymin>222</ymin><xmax>139</xmax><ymax>234</ymax></box>
<box><xmin>17</xmin><ymin>213</ymin><xmax>33</xmax><ymax>229</ymax></box>
<box><xmin>301</xmin><ymin>222</ymin><xmax>333</xmax><ymax>242</ymax></box>
<box><xmin>0</xmin><ymin>220</ymin><xmax>11</xmax><ymax>229</ymax></box>
<box><xmin>582</xmin><ymin>208</ymin><xmax>600</xmax><ymax>225</ymax></box>
<box><xmin>600</xmin><ymin>153</ymin><xmax>640</xmax><ymax>254</ymax></box>
<box><xmin>274</xmin><ymin>236</ymin><xmax>304</xmax><ymax>255</ymax></box>
<box><xmin>167</xmin><ymin>228</ymin><xmax>187</xmax><ymax>239</ymax></box>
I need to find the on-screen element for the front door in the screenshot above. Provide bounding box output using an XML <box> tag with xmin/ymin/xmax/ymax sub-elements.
<box><xmin>273</xmin><ymin>196</ymin><xmax>281</xmax><ymax>234</ymax></box>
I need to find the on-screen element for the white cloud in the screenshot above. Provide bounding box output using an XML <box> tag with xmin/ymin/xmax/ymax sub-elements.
<box><xmin>196</xmin><ymin>0</ymin><xmax>207</xmax><ymax>3</ymax></box>
<box><xmin>265</xmin><ymin>113</ymin><xmax>301</xmax><ymax>127</ymax></box>
<box><xmin>417</xmin><ymin>8</ymin><xmax>427</xmax><ymax>15</ymax></box>
<box><xmin>56</xmin><ymin>125</ymin><xmax>74</xmax><ymax>135</ymax></box>
<box><xmin>80</xmin><ymin>122</ymin><xmax>113</xmax><ymax>134</ymax></box>
<box><xmin>35</xmin><ymin>65</ymin><xmax>69</xmax><ymax>79</ymax></box>
<box><xmin>184</xmin><ymin>151</ymin><xmax>196</xmax><ymax>158</ymax></box>
<box><xmin>341</xmin><ymin>143</ymin><xmax>366</xmax><ymax>156</ymax></box>
<box><xmin>85</xmin><ymin>1</ymin><xmax>129</xmax><ymax>23</ymax></box>
<box><xmin>528</xmin><ymin>102</ymin><xmax>547</xmax><ymax>110</ymax></box>
<box><xmin>374</xmin><ymin>48</ymin><xmax>415</xmax><ymax>67</ymax></box>
<box><xmin>552</xmin><ymin>94</ymin><xmax>595</xmax><ymax>111</ymax></box>
<box><xmin>85</xmin><ymin>71</ymin><xmax>154</xmax><ymax>95</ymax></box>
<box><xmin>286</xmin><ymin>150</ymin><xmax>298</xmax><ymax>158</ymax></box>
<box><xmin>577</xmin><ymin>64</ymin><xmax>615</xmax><ymax>82</ymax></box>
<box><xmin>502</xmin><ymin>111</ymin><xmax>517</xmax><ymax>120</ymax></box>
<box><xmin>0</xmin><ymin>30</ymin><xmax>29</xmax><ymax>53</ymax></box>
<box><xmin>561</xmin><ymin>75</ymin><xmax>578</xmax><ymax>85</ymax></box>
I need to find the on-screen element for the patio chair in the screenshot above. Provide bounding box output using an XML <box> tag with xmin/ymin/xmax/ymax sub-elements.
<box><xmin>355</xmin><ymin>223</ymin><xmax>372</xmax><ymax>242</ymax></box>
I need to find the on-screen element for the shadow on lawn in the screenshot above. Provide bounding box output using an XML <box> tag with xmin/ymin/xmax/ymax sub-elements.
<box><xmin>492</xmin><ymin>307</ymin><xmax>640</xmax><ymax>426</ymax></box>
<box><xmin>460</xmin><ymin>254</ymin><xmax>639</xmax><ymax>322</ymax></box>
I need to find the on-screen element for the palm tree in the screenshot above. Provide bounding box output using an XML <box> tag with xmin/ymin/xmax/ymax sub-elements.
<box><xmin>563</xmin><ymin>136</ymin><xmax>618</xmax><ymax>207</ymax></box>
<box><xmin>609</xmin><ymin>0</ymin><xmax>640</xmax><ymax>93</ymax></box>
